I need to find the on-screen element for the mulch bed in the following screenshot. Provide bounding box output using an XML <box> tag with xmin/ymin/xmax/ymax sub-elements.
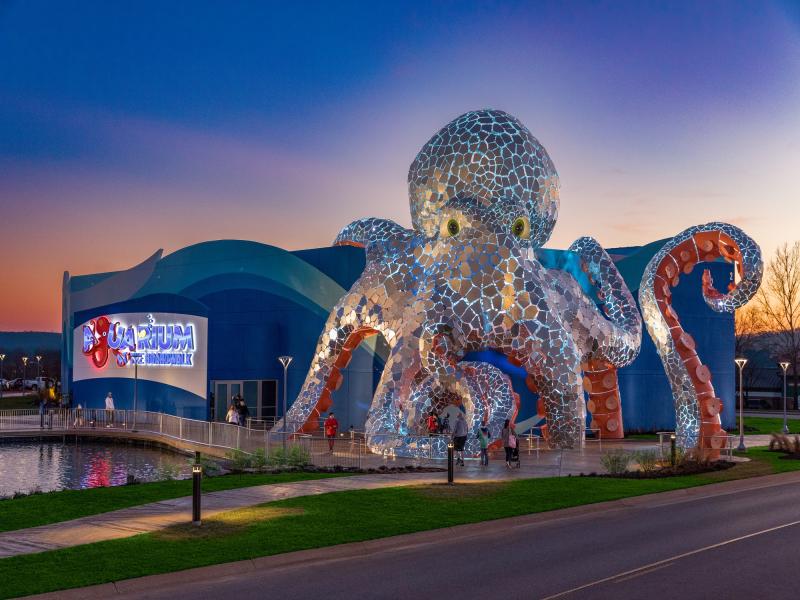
<box><xmin>776</xmin><ymin>454</ymin><xmax>800</xmax><ymax>461</ymax></box>
<box><xmin>577</xmin><ymin>460</ymin><xmax>736</xmax><ymax>479</ymax></box>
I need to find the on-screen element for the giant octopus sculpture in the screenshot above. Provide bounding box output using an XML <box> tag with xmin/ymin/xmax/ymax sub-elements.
<box><xmin>281</xmin><ymin>109</ymin><xmax>762</xmax><ymax>459</ymax></box>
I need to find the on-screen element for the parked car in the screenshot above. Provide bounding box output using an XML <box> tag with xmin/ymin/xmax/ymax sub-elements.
<box><xmin>6</xmin><ymin>378</ymin><xmax>22</xmax><ymax>390</ymax></box>
<box><xmin>24</xmin><ymin>377</ymin><xmax>55</xmax><ymax>391</ymax></box>
<box><xmin>744</xmin><ymin>397</ymin><xmax>773</xmax><ymax>410</ymax></box>
<box><xmin>0</xmin><ymin>378</ymin><xmax>10</xmax><ymax>390</ymax></box>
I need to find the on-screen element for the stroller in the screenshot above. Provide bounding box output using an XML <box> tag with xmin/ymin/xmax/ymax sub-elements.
<box><xmin>508</xmin><ymin>433</ymin><xmax>521</xmax><ymax>468</ymax></box>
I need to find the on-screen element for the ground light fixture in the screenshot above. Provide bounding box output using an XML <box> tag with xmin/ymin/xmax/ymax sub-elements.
<box><xmin>734</xmin><ymin>358</ymin><xmax>748</xmax><ymax>452</ymax></box>
<box><xmin>192</xmin><ymin>465</ymin><xmax>202</xmax><ymax>526</ymax></box>
<box><xmin>780</xmin><ymin>361</ymin><xmax>790</xmax><ymax>434</ymax></box>
<box><xmin>278</xmin><ymin>356</ymin><xmax>293</xmax><ymax>452</ymax></box>
<box><xmin>447</xmin><ymin>441</ymin><xmax>454</xmax><ymax>485</ymax></box>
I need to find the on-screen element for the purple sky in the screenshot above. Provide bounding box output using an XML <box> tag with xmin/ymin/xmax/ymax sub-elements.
<box><xmin>1</xmin><ymin>1</ymin><xmax>799</xmax><ymax>330</ymax></box>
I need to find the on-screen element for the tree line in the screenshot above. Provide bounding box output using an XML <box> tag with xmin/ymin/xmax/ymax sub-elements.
<box><xmin>736</xmin><ymin>241</ymin><xmax>800</xmax><ymax>409</ymax></box>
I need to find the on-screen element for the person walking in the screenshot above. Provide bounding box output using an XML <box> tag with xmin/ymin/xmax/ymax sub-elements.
<box><xmin>452</xmin><ymin>411</ymin><xmax>468</xmax><ymax>466</ymax></box>
<box><xmin>236</xmin><ymin>394</ymin><xmax>250</xmax><ymax>427</ymax></box>
<box><xmin>225</xmin><ymin>402</ymin><xmax>239</xmax><ymax>425</ymax></box>
<box><xmin>73</xmin><ymin>403</ymin><xmax>84</xmax><ymax>428</ymax></box>
<box><xmin>426</xmin><ymin>410</ymin><xmax>439</xmax><ymax>435</ymax></box>
<box><xmin>324</xmin><ymin>412</ymin><xmax>339</xmax><ymax>452</ymax></box>
<box><xmin>105</xmin><ymin>392</ymin><xmax>115</xmax><ymax>427</ymax></box>
<box><xmin>440</xmin><ymin>414</ymin><xmax>450</xmax><ymax>435</ymax></box>
<box><xmin>478</xmin><ymin>425</ymin><xmax>490</xmax><ymax>466</ymax></box>
<box><xmin>501</xmin><ymin>419</ymin><xmax>516</xmax><ymax>468</ymax></box>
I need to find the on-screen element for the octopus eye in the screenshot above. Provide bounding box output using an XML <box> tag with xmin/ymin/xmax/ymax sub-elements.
<box><xmin>512</xmin><ymin>216</ymin><xmax>530</xmax><ymax>239</ymax></box>
<box><xmin>443</xmin><ymin>218</ymin><xmax>461</xmax><ymax>237</ymax></box>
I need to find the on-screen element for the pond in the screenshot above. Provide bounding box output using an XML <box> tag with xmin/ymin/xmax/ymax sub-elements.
<box><xmin>0</xmin><ymin>439</ymin><xmax>193</xmax><ymax>497</ymax></box>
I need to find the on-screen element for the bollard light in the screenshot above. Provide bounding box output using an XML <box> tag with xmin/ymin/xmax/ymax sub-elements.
<box><xmin>447</xmin><ymin>441</ymin><xmax>454</xmax><ymax>485</ymax></box>
<box><xmin>670</xmin><ymin>433</ymin><xmax>677</xmax><ymax>466</ymax></box>
<box><xmin>192</xmin><ymin>465</ymin><xmax>202</xmax><ymax>526</ymax></box>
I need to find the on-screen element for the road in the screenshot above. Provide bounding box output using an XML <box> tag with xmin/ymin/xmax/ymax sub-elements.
<box><xmin>38</xmin><ymin>475</ymin><xmax>800</xmax><ymax>600</ymax></box>
<box><xmin>744</xmin><ymin>410</ymin><xmax>800</xmax><ymax>420</ymax></box>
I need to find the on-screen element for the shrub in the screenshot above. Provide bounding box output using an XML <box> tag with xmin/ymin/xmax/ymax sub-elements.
<box><xmin>251</xmin><ymin>448</ymin><xmax>268</xmax><ymax>469</ymax></box>
<box><xmin>287</xmin><ymin>445</ymin><xmax>311</xmax><ymax>468</ymax></box>
<box><xmin>267</xmin><ymin>447</ymin><xmax>288</xmax><ymax>467</ymax></box>
<box><xmin>157</xmin><ymin>463</ymin><xmax>181</xmax><ymax>481</ymax></box>
<box><xmin>633</xmin><ymin>449</ymin><xmax>659</xmax><ymax>473</ymax></box>
<box><xmin>600</xmin><ymin>449</ymin><xmax>633</xmax><ymax>475</ymax></box>
<box><xmin>225</xmin><ymin>449</ymin><xmax>252</xmax><ymax>471</ymax></box>
<box><xmin>267</xmin><ymin>445</ymin><xmax>311</xmax><ymax>468</ymax></box>
<box><xmin>190</xmin><ymin>454</ymin><xmax>222</xmax><ymax>476</ymax></box>
<box><xmin>769</xmin><ymin>433</ymin><xmax>800</xmax><ymax>455</ymax></box>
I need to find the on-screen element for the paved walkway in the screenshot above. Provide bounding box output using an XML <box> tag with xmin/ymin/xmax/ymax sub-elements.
<box><xmin>0</xmin><ymin>435</ymin><xmax>769</xmax><ymax>560</ymax></box>
<box><xmin>0</xmin><ymin>473</ymin><xmax>441</xmax><ymax>559</ymax></box>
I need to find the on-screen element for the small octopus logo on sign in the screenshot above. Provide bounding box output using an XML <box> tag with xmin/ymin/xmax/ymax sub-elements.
<box><xmin>83</xmin><ymin>314</ymin><xmax>196</xmax><ymax>369</ymax></box>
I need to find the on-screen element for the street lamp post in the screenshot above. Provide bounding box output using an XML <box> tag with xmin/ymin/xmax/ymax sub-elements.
<box><xmin>780</xmin><ymin>361</ymin><xmax>790</xmax><ymax>434</ymax></box>
<box><xmin>22</xmin><ymin>356</ymin><xmax>28</xmax><ymax>394</ymax></box>
<box><xmin>278</xmin><ymin>356</ymin><xmax>293</xmax><ymax>452</ymax></box>
<box><xmin>35</xmin><ymin>355</ymin><xmax>42</xmax><ymax>378</ymax></box>
<box><xmin>0</xmin><ymin>354</ymin><xmax>5</xmax><ymax>400</ymax></box>
<box><xmin>735</xmin><ymin>358</ymin><xmax>748</xmax><ymax>452</ymax></box>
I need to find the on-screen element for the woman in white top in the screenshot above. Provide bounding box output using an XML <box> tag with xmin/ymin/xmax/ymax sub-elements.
<box><xmin>105</xmin><ymin>392</ymin><xmax>115</xmax><ymax>427</ymax></box>
<box><xmin>225</xmin><ymin>403</ymin><xmax>239</xmax><ymax>425</ymax></box>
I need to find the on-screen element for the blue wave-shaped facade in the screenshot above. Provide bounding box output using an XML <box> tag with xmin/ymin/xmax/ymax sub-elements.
<box><xmin>62</xmin><ymin>239</ymin><xmax>733</xmax><ymax>431</ymax></box>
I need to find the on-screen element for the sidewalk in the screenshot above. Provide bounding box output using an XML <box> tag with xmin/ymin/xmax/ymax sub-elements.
<box><xmin>0</xmin><ymin>473</ymin><xmax>440</xmax><ymax>559</ymax></box>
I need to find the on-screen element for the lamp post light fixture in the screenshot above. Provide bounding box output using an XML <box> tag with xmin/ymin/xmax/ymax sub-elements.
<box><xmin>0</xmin><ymin>354</ymin><xmax>5</xmax><ymax>400</ymax></box>
<box><xmin>780</xmin><ymin>361</ymin><xmax>790</xmax><ymax>434</ymax></box>
<box><xmin>734</xmin><ymin>358</ymin><xmax>748</xmax><ymax>452</ymax></box>
<box><xmin>278</xmin><ymin>356</ymin><xmax>293</xmax><ymax>453</ymax></box>
<box><xmin>21</xmin><ymin>356</ymin><xmax>28</xmax><ymax>393</ymax></box>
<box><xmin>35</xmin><ymin>355</ymin><xmax>42</xmax><ymax>378</ymax></box>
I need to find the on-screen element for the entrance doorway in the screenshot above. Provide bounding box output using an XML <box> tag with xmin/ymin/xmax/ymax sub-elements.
<box><xmin>211</xmin><ymin>380</ymin><xmax>278</xmax><ymax>422</ymax></box>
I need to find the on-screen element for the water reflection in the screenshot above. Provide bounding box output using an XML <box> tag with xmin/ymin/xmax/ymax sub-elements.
<box><xmin>0</xmin><ymin>440</ymin><xmax>192</xmax><ymax>497</ymax></box>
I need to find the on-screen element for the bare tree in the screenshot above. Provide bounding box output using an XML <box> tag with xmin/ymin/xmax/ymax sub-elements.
<box><xmin>757</xmin><ymin>241</ymin><xmax>800</xmax><ymax>409</ymax></box>
<box><xmin>735</xmin><ymin>304</ymin><xmax>764</xmax><ymax>402</ymax></box>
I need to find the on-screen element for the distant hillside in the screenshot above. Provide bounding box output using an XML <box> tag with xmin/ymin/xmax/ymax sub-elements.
<box><xmin>0</xmin><ymin>332</ymin><xmax>61</xmax><ymax>354</ymax></box>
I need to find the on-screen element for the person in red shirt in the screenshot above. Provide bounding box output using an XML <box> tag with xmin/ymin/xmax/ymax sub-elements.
<box><xmin>324</xmin><ymin>412</ymin><xmax>339</xmax><ymax>452</ymax></box>
<box><xmin>426</xmin><ymin>410</ymin><xmax>439</xmax><ymax>435</ymax></box>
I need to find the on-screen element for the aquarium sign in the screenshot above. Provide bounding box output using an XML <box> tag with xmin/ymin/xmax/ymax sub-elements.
<box><xmin>82</xmin><ymin>314</ymin><xmax>196</xmax><ymax>369</ymax></box>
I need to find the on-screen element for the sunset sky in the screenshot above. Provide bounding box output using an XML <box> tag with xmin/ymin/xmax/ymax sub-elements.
<box><xmin>1</xmin><ymin>1</ymin><xmax>799</xmax><ymax>331</ymax></box>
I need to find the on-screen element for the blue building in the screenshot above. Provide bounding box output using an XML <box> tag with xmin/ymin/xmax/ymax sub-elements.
<box><xmin>61</xmin><ymin>238</ymin><xmax>734</xmax><ymax>433</ymax></box>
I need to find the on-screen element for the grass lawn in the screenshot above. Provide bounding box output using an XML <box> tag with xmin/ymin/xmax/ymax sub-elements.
<box><xmin>0</xmin><ymin>394</ymin><xmax>38</xmax><ymax>410</ymax></box>
<box><xmin>1</xmin><ymin>447</ymin><xmax>798</xmax><ymax>599</ymax></box>
<box><xmin>626</xmin><ymin>417</ymin><xmax>800</xmax><ymax>440</ymax></box>
<box><xmin>740</xmin><ymin>416</ymin><xmax>800</xmax><ymax>435</ymax></box>
<box><xmin>0</xmin><ymin>471</ymin><xmax>352</xmax><ymax>533</ymax></box>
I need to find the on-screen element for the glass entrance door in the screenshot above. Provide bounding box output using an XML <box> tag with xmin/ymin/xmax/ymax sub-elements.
<box><xmin>211</xmin><ymin>380</ymin><xmax>278</xmax><ymax>421</ymax></box>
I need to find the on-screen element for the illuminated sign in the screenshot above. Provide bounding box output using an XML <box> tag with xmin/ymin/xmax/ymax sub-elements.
<box><xmin>83</xmin><ymin>314</ymin><xmax>196</xmax><ymax>369</ymax></box>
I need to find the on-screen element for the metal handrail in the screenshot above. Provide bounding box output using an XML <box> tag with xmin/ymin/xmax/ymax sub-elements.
<box><xmin>0</xmin><ymin>409</ymin><xmax>368</xmax><ymax>468</ymax></box>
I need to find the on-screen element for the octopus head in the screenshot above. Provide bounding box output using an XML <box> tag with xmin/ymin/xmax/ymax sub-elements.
<box><xmin>408</xmin><ymin>109</ymin><xmax>560</xmax><ymax>248</ymax></box>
